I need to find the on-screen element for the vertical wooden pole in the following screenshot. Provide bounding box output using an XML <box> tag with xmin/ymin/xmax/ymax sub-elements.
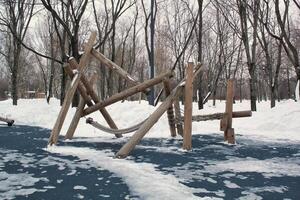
<box><xmin>183</xmin><ymin>62</ymin><xmax>194</xmax><ymax>150</ymax></box>
<box><xmin>163</xmin><ymin>78</ymin><xmax>176</xmax><ymax>137</ymax></box>
<box><xmin>224</xmin><ymin>79</ymin><xmax>235</xmax><ymax>144</ymax></box>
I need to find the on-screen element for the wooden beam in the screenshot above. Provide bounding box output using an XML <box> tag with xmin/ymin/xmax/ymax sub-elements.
<box><xmin>116</xmin><ymin>86</ymin><xmax>181</xmax><ymax>158</ymax></box>
<box><xmin>82</xmin><ymin>70</ymin><xmax>174</xmax><ymax>117</ymax></box>
<box><xmin>68</xmin><ymin>59</ymin><xmax>121</xmax><ymax>138</ymax></box>
<box><xmin>0</xmin><ymin>116</ymin><xmax>14</xmax><ymax>126</ymax></box>
<box><xmin>163</xmin><ymin>78</ymin><xmax>176</xmax><ymax>137</ymax></box>
<box><xmin>183</xmin><ymin>62</ymin><xmax>194</xmax><ymax>150</ymax></box>
<box><xmin>65</xmin><ymin>74</ymin><xmax>97</xmax><ymax>140</ymax></box>
<box><xmin>190</xmin><ymin>110</ymin><xmax>252</xmax><ymax>122</ymax></box>
<box><xmin>91</xmin><ymin>48</ymin><xmax>140</xmax><ymax>87</ymax></box>
<box><xmin>48</xmin><ymin>32</ymin><xmax>96</xmax><ymax>145</ymax></box>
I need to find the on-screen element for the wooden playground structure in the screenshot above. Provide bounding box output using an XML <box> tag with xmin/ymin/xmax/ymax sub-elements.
<box><xmin>0</xmin><ymin>116</ymin><xmax>14</xmax><ymax>126</ymax></box>
<box><xmin>48</xmin><ymin>32</ymin><xmax>252</xmax><ymax>158</ymax></box>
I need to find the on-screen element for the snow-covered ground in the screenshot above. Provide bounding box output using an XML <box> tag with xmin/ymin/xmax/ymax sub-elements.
<box><xmin>0</xmin><ymin>98</ymin><xmax>300</xmax><ymax>142</ymax></box>
<box><xmin>1</xmin><ymin>98</ymin><xmax>300</xmax><ymax>200</ymax></box>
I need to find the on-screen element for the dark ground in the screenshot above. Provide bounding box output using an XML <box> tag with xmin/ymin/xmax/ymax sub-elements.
<box><xmin>0</xmin><ymin>124</ymin><xmax>300</xmax><ymax>199</ymax></box>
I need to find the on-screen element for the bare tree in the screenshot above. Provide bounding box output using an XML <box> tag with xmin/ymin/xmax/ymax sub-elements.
<box><xmin>0</xmin><ymin>0</ymin><xmax>35</xmax><ymax>105</ymax></box>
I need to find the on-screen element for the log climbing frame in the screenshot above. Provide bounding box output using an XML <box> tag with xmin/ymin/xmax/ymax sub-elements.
<box><xmin>48</xmin><ymin>32</ymin><xmax>251</xmax><ymax>158</ymax></box>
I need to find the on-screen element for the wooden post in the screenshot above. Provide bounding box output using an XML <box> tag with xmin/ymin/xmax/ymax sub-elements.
<box><xmin>67</xmin><ymin>60</ymin><xmax>121</xmax><ymax>138</ymax></box>
<box><xmin>163</xmin><ymin>78</ymin><xmax>176</xmax><ymax>137</ymax></box>
<box><xmin>183</xmin><ymin>62</ymin><xmax>194</xmax><ymax>150</ymax></box>
<box><xmin>82</xmin><ymin>70</ymin><xmax>173</xmax><ymax>117</ymax></box>
<box><xmin>48</xmin><ymin>32</ymin><xmax>96</xmax><ymax>145</ymax></box>
<box><xmin>223</xmin><ymin>79</ymin><xmax>235</xmax><ymax>144</ymax></box>
<box><xmin>65</xmin><ymin>74</ymin><xmax>98</xmax><ymax>140</ymax></box>
<box><xmin>116</xmin><ymin>86</ymin><xmax>182</xmax><ymax>158</ymax></box>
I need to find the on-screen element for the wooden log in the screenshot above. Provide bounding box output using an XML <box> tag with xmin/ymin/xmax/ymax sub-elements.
<box><xmin>65</xmin><ymin>96</ymin><xmax>86</xmax><ymax>140</ymax></box>
<box><xmin>68</xmin><ymin>59</ymin><xmax>121</xmax><ymax>138</ymax></box>
<box><xmin>116</xmin><ymin>86</ymin><xmax>181</xmax><ymax>158</ymax></box>
<box><xmin>223</xmin><ymin>79</ymin><xmax>234</xmax><ymax>143</ymax></box>
<box><xmin>0</xmin><ymin>116</ymin><xmax>14</xmax><ymax>126</ymax></box>
<box><xmin>220</xmin><ymin>116</ymin><xmax>228</xmax><ymax>131</ymax></box>
<box><xmin>48</xmin><ymin>32</ymin><xmax>96</xmax><ymax>145</ymax></box>
<box><xmin>163</xmin><ymin>79</ymin><xmax>176</xmax><ymax>137</ymax></box>
<box><xmin>82</xmin><ymin>70</ymin><xmax>174</xmax><ymax>117</ymax></box>
<box><xmin>227</xmin><ymin>128</ymin><xmax>235</xmax><ymax>144</ymax></box>
<box><xmin>174</xmin><ymin>98</ymin><xmax>184</xmax><ymax>136</ymax></box>
<box><xmin>190</xmin><ymin>110</ymin><xmax>252</xmax><ymax>122</ymax></box>
<box><xmin>183</xmin><ymin>62</ymin><xmax>194</xmax><ymax>150</ymax></box>
<box><xmin>91</xmin><ymin>48</ymin><xmax>140</xmax><ymax>88</ymax></box>
<box><xmin>65</xmin><ymin>74</ymin><xmax>97</xmax><ymax>140</ymax></box>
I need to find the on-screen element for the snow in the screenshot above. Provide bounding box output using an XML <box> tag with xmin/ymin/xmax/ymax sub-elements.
<box><xmin>1</xmin><ymin>98</ymin><xmax>300</xmax><ymax>199</ymax></box>
<box><xmin>46</xmin><ymin>146</ymin><xmax>211</xmax><ymax>200</ymax></box>
<box><xmin>73</xmin><ymin>185</ymin><xmax>87</xmax><ymax>190</ymax></box>
<box><xmin>1</xmin><ymin>98</ymin><xmax>300</xmax><ymax>142</ymax></box>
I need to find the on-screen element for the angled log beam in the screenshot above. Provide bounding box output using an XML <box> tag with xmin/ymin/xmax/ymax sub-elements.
<box><xmin>82</xmin><ymin>70</ymin><xmax>174</xmax><ymax>117</ymax></box>
<box><xmin>116</xmin><ymin>85</ymin><xmax>182</xmax><ymax>158</ymax></box>
<box><xmin>91</xmin><ymin>48</ymin><xmax>148</xmax><ymax>93</ymax></box>
<box><xmin>65</xmin><ymin>74</ymin><xmax>98</xmax><ymax>140</ymax></box>
<box><xmin>48</xmin><ymin>32</ymin><xmax>96</xmax><ymax>145</ymax></box>
<box><xmin>68</xmin><ymin>59</ymin><xmax>121</xmax><ymax>137</ymax></box>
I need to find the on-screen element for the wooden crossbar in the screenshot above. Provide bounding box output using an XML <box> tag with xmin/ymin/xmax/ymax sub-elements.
<box><xmin>189</xmin><ymin>111</ymin><xmax>252</xmax><ymax>122</ymax></box>
<box><xmin>82</xmin><ymin>70</ymin><xmax>174</xmax><ymax>117</ymax></box>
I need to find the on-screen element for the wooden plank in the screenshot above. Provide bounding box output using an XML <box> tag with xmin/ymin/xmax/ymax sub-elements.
<box><xmin>68</xmin><ymin>59</ymin><xmax>121</xmax><ymax>138</ymax></box>
<box><xmin>65</xmin><ymin>74</ymin><xmax>97</xmax><ymax>140</ymax></box>
<box><xmin>163</xmin><ymin>78</ymin><xmax>176</xmax><ymax>137</ymax></box>
<box><xmin>183</xmin><ymin>62</ymin><xmax>194</xmax><ymax>150</ymax></box>
<box><xmin>116</xmin><ymin>86</ymin><xmax>181</xmax><ymax>158</ymax></box>
<box><xmin>224</xmin><ymin>79</ymin><xmax>234</xmax><ymax>143</ymax></box>
<box><xmin>0</xmin><ymin>116</ymin><xmax>14</xmax><ymax>126</ymax></box>
<box><xmin>82</xmin><ymin>70</ymin><xmax>174</xmax><ymax>117</ymax></box>
<box><xmin>48</xmin><ymin>32</ymin><xmax>96</xmax><ymax>145</ymax></box>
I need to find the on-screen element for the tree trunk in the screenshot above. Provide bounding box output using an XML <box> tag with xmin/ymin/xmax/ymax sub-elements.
<box><xmin>11</xmin><ymin>68</ymin><xmax>18</xmax><ymax>105</ymax></box>
<box><xmin>249</xmin><ymin>66</ymin><xmax>257</xmax><ymax>111</ymax></box>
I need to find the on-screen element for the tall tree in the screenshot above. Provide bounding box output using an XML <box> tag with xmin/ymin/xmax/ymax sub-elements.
<box><xmin>0</xmin><ymin>0</ymin><xmax>35</xmax><ymax>105</ymax></box>
<box><xmin>142</xmin><ymin>0</ymin><xmax>157</xmax><ymax>105</ymax></box>
<box><xmin>236</xmin><ymin>0</ymin><xmax>260</xmax><ymax>111</ymax></box>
